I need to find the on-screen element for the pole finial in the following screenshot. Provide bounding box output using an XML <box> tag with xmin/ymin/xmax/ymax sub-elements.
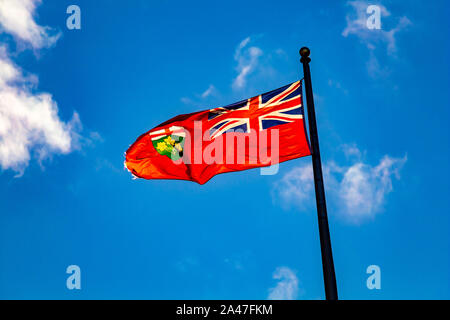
<box><xmin>299</xmin><ymin>47</ymin><xmax>310</xmax><ymax>58</ymax></box>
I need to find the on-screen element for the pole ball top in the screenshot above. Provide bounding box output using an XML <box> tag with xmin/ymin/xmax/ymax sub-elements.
<box><xmin>299</xmin><ymin>47</ymin><xmax>310</xmax><ymax>58</ymax></box>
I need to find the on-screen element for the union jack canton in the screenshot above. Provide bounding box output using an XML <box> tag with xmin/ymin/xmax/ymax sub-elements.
<box><xmin>207</xmin><ymin>81</ymin><xmax>304</xmax><ymax>140</ymax></box>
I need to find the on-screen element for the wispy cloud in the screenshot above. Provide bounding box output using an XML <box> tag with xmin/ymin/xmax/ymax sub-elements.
<box><xmin>328</xmin><ymin>79</ymin><xmax>348</xmax><ymax>95</ymax></box>
<box><xmin>201</xmin><ymin>84</ymin><xmax>217</xmax><ymax>99</ymax></box>
<box><xmin>181</xmin><ymin>84</ymin><xmax>219</xmax><ymax>106</ymax></box>
<box><xmin>0</xmin><ymin>0</ymin><xmax>60</xmax><ymax>48</ymax></box>
<box><xmin>268</xmin><ymin>267</ymin><xmax>299</xmax><ymax>300</ymax></box>
<box><xmin>272</xmin><ymin>164</ymin><xmax>315</xmax><ymax>212</ymax></box>
<box><xmin>175</xmin><ymin>256</ymin><xmax>199</xmax><ymax>273</ymax></box>
<box><xmin>342</xmin><ymin>1</ymin><xmax>411</xmax><ymax>77</ymax></box>
<box><xmin>342</xmin><ymin>1</ymin><xmax>411</xmax><ymax>55</ymax></box>
<box><xmin>273</xmin><ymin>145</ymin><xmax>407</xmax><ymax>223</ymax></box>
<box><xmin>232</xmin><ymin>37</ymin><xmax>263</xmax><ymax>90</ymax></box>
<box><xmin>0</xmin><ymin>0</ymin><xmax>85</xmax><ymax>175</ymax></box>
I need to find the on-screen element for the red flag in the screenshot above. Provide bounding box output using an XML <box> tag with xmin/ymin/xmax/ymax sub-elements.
<box><xmin>125</xmin><ymin>81</ymin><xmax>311</xmax><ymax>184</ymax></box>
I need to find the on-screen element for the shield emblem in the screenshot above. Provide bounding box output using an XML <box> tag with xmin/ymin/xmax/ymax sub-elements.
<box><xmin>149</xmin><ymin>126</ymin><xmax>185</xmax><ymax>161</ymax></box>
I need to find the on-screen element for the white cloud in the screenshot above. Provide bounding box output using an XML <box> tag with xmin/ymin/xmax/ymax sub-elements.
<box><xmin>340</xmin><ymin>154</ymin><xmax>406</xmax><ymax>221</ymax></box>
<box><xmin>232</xmin><ymin>37</ymin><xmax>263</xmax><ymax>90</ymax></box>
<box><xmin>0</xmin><ymin>1</ymin><xmax>85</xmax><ymax>176</ymax></box>
<box><xmin>268</xmin><ymin>267</ymin><xmax>299</xmax><ymax>300</ymax></box>
<box><xmin>342</xmin><ymin>1</ymin><xmax>411</xmax><ymax>55</ymax></box>
<box><xmin>272</xmin><ymin>146</ymin><xmax>407</xmax><ymax>223</ymax></box>
<box><xmin>0</xmin><ymin>51</ymin><xmax>81</xmax><ymax>175</ymax></box>
<box><xmin>272</xmin><ymin>164</ymin><xmax>314</xmax><ymax>211</ymax></box>
<box><xmin>0</xmin><ymin>0</ymin><xmax>60</xmax><ymax>48</ymax></box>
<box><xmin>342</xmin><ymin>143</ymin><xmax>363</xmax><ymax>159</ymax></box>
<box><xmin>342</xmin><ymin>2</ymin><xmax>390</xmax><ymax>41</ymax></box>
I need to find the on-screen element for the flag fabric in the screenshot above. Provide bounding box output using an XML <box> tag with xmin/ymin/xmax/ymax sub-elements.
<box><xmin>125</xmin><ymin>80</ymin><xmax>311</xmax><ymax>184</ymax></box>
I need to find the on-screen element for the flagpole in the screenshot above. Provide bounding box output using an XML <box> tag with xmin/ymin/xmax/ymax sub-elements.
<box><xmin>299</xmin><ymin>47</ymin><xmax>338</xmax><ymax>300</ymax></box>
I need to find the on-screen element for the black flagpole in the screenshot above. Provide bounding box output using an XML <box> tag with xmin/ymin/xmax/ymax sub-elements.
<box><xmin>300</xmin><ymin>47</ymin><xmax>338</xmax><ymax>300</ymax></box>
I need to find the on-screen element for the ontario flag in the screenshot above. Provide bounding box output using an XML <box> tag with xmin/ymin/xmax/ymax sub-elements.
<box><xmin>125</xmin><ymin>80</ymin><xmax>311</xmax><ymax>184</ymax></box>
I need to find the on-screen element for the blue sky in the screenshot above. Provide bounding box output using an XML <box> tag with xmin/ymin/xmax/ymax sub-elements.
<box><xmin>0</xmin><ymin>0</ymin><xmax>449</xmax><ymax>299</ymax></box>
